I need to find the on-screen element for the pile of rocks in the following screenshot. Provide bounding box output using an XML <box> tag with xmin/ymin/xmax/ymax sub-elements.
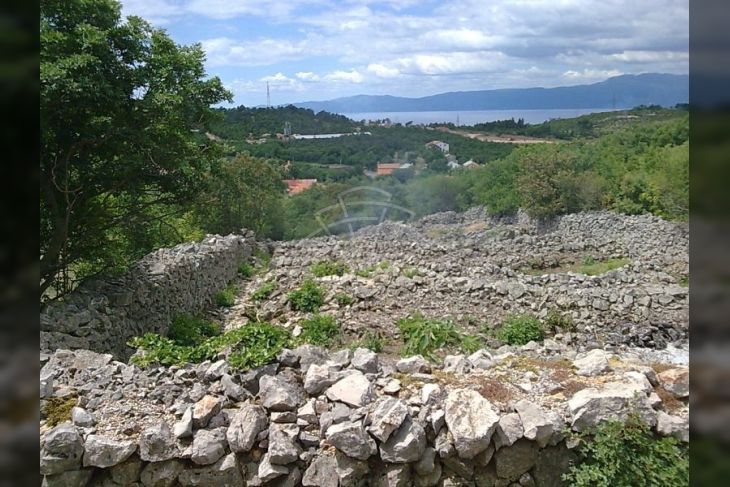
<box><xmin>41</xmin><ymin>232</ymin><xmax>261</xmax><ymax>359</ymax></box>
<box><xmin>40</xmin><ymin>341</ymin><xmax>688</xmax><ymax>486</ymax></box>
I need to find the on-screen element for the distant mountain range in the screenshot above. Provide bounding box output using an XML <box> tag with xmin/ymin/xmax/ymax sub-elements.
<box><xmin>293</xmin><ymin>73</ymin><xmax>688</xmax><ymax>113</ymax></box>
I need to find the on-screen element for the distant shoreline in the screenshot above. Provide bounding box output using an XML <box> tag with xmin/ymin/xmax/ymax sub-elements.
<box><xmin>339</xmin><ymin>108</ymin><xmax>621</xmax><ymax>125</ymax></box>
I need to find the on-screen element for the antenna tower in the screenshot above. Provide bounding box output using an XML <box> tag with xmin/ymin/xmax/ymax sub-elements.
<box><xmin>267</xmin><ymin>81</ymin><xmax>271</xmax><ymax>108</ymax></box>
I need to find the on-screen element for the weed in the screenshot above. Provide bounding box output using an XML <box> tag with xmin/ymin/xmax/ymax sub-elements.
<box><xmin>297</xmin><ymin>314</ymin><xmax>339</xmax><ymax>347</ymax></box>
<box><xmin>254</xmin><ymin>248</ymin><xmax>272</xmax><ymax>272</ymax></box>
<box><xmin>311</xmin><ymin>260</ymin><xmax>349</xmax><ymax>277</ymax></box>
<box><xmin>42</xmin><ymin>396</ymin><xmax>77</xmax><ymax>427</ymax></box>
<box><xmin>288</xmin><ymin>279</ymin><xmax>325</xmax><ymax>312</ymax></box>
<box><xmin>214</xmin><ymin>283</ymin><xmax>237</xmax><ymax>307</ymax></box>
<box><xmin>678</xmin><ymin>276</ymin><xmax>689</xmax><ymax>287</ymax></box>
<box><xmin>564</xmin><ymin>414</ymin><xmax>689</xmax><ymax>486</ymax></box>
<box><xmin>397</xmin><ymin>313</ymin><xmax>480</xmax><ymax>360</ymax></box>
<box><xmin>401</xmin><ymin>266</ymin><xmax>422</xmax><ymax>278</ymax></box>
<box><xmin>355</xmin><ymin>261</ymin><xmax>389</xmax><ymax>278</ymax></box>
<box><xmin>496</xmin><ymin>314</ymin><xmax>544</xmax><ymax>345</ymax></box>
<box><xmin>545</xmin><ymin>309</ymin><xmax>576</xmax><ymax>333</ymax></box>
<box><xmin>168</xmin><ymin>314</ymin><xmax>221</xmax><ymax>346</ymax></box>
<box><xmin>334</xmin><ymin>292</ymin><xmax>354</xmax><ymax>307</ymax></box>
<box><xmin>252</xmin><ymin>281</ymin><xmax>277</xmax><ymax>302</ymax></box>
<box><xmin>238</xmin><ymin>262</ymin><xmax>255</xmax><ymax>278</ymax></box>
<box><xmin>575</xmin><ymin>257</ymin><xmax>629</xmax><ymax>276</ymax></box>
<box><xmin>351</xmin><ymin>330</ymin><xmax>386</xmax><ymax>352</ymax></box>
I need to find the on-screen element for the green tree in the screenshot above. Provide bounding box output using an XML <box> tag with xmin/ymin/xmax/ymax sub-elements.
<box><xmin>516</xmin><ymin>145</ymin><xmax>582</xmax><ymax>219</ymax></box>
<box><xmin>40</xmin><ymin>0</ymin><xmax>231</xmax><ymax>298</ymax></box>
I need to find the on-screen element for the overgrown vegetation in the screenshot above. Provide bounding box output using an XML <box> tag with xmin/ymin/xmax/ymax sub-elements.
<box><xmin>252</xmin><ymin>281</ymin><xmax>277</xmax><ymax>302</ymax></box>
<box><xmin>397</xmin><ymin>313</ymin><xmax>479</xmax><ymax>360</ymax></box>
<box><xmin>334</xmin><ymin>292</ymin><xmax>355</xmax><ymax>307</ymax></box>
<box><xmin>356</xmin><ymin>331</ymin><xmax>386</xmax><ymax>353</ymax></box>
<box><xmin>355</xmin><ymin>261</ymin><xmax>390</xmax><ymax>278</ymax></box>
<box><xmin>238</xmin><ymin>262</ymin><xmax>255</xmax><ymax>278</ymax></box>
<box><xmin>544</xmin><ymin>309</ymin><xmax>576</xmax><ymax>333</ymax></box>
<box><xmin>564</xmin><ymin>414</ymin><xmax>689</xmax><ymax>486</ymax></box>
<box><xmin>167</xmin><ymin>314</ymin><xmax>221</xmax><ymax>347</ymax></box>
<box><xmin>288</xmin><ymin>279</ymin><xmax>325</xmax><ymax>312</ymax></box>
<box><xmin>311</xmin><ymin>260</ymin><xmax>349</xmax><ymax>277</ymax></box>
<box><xmin>296</xmin><ymin>314</ymin><xmax>340</xmax><ymax>347</ymax></box>
<box><xmin>574</xmin><ymin>257</ymin><xmax>630</xmax><ymax>276</ymax></box>
<box><xmin>496</xmin><ymin>314</ymin><xmax>544</xmax><ymax>345</ymax></box>
<box><xmin>42</xmin><ymin>396</ymin><xmax>77</xmax><ymax>427</ymax></box>
<box><xmin>214</xmin><ymin>283</ymin><xmax>237</xmax><ymax>307</ymax></box>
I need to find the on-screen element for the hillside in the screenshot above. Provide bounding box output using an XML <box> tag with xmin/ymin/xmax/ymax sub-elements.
<box><xmin>210</xmin><ymin>105</ymin><xmax>357</xmax><ymax>138</ymax></box>
<box><xmin>294</xmin><ymin>73</ymin><xmax>689</xmax><ymax>113</ymax></box>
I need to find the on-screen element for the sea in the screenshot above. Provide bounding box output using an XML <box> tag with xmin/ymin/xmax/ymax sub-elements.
<box><xmin>340</xmin><ymin>108</ymin><xmax>620</xmax><ymax>125</ymax></box>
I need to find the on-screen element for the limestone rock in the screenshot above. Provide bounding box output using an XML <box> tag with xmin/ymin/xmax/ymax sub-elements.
<box><xmin>494</xmin><ymin>412</ymin><xmax>524</xmax><ymax>449</ymax></box>
<box><xmin>71</xmin><ymin>407</ymin><xmax>95</xmax><ymax>427</ymax></box>
<box><xmin>657</xmin><ymin>367</ymin><xmax>689</xmax><ymax>398</ymax></box>
<box><xmin>514</xmin><ymin>400</ymin><xmax>553</xmax><ymax>447</ymax></box>
<box><xmin>174</xmin><ymin>407</ymin><xmax>193</xmax><ymax>439</ymax></box>
<box><xmin>258</xmin><ymin>452</ymin><xmax>289</xmax><ymax>482</ymax></box>
<box><xmin>325</xmin><ymin>372</ymin><xmax>375</xmax><ymax>407</ymax></box>
<box><xmin>304</xmin><ymin>364</ymin><xmax>333</xmax><ymax>395</ymax></box>
<box><xmin>573</xmin><ymin>349</ymin><xmax>611</xmax><ymax>376</ymax></box>
<box><xmin>227</xmin><ymin>403</ymin><xmax>268</xmax><ymax>453</ymax></box>
<box><xmin>259</xmin><ymin>375</ymin><xmax>305</xmax><ymax>411</ymax></box>
<box><xmin>326</xmin><ymin>421</ymin><xmax>377</xmax><ymax>460</ymax></box>
<box><xmin>190</xmin><ymin>428</ymin><xmax>227</xmax><ymax>465</ymax></box>
<box><xmin>82</xmin><ymin>434</ymin><xmax>136</xmax><ymax>468</ymax></box>
<box><xmin>139</xmin><ymin>422</ymin><xmax>177</xmax><ymax>462</ymax></box>
<box><xmin>178</xmin><ymin>452</ymin><xmax>243</xmax><ymax>486</ymax></box>
<box><xmin>140</xmin><ymin>459</ymin><xmax>184</xmax><ymax>487</ymax></box>
<box><xmin>379</xmin><ymin>417</ymin><xmax>427</xmax><ymax>463</ymax></box>
<box><xmin>302</xmin><ymin>452</ymin><xmax>338</xmax><ymax>487</ymax></box>
<box><xmin>40</xmin><ymin>423</ymin><xmax>84</xmax><ymax>475</ymax></box>
<box><xmin>656</xmin><ymin>411</ymin><xmax>689</xmax><ymax>442</ymax></box>
<box><xmin>396</xmin><ymin>356</ymin><xmax>431</xmax><ymax>374</ymax></box>
<box><xmin>444</xmin><ymin>389</ymin><xmax>499</xmax><ymax>459</ymax></box>
<box><xmin>41</xmin><ymin>469</ymin><xmax>93</xmax><ymax>487</ymax></box>
<box><xmin>494</xmin><ymin>439</ymin><xmax>538</xmax><ymax>480</ymax></box>
<box><xmin>192</xmin><ymin>395</ymin><xmax>223</xmax><ymax>428</ymax></box>
<box><xmin>268</xmin><ymin>423</ymin><xmax>302</xmax><ymax>465</ymax></box>
<box><xmin>351</xmin><ymin>347</ymin><xmax>379</xmax><ymax>373</ymax></box>
<box><xmin>368</xmin><ymin>397</ymin><xmax>409</xmax><ymax>442</ymax></box>
<box><xmin>568</xmin><ymin>381</ymin><xmax>656</xmax><ymax>432</ymax></box>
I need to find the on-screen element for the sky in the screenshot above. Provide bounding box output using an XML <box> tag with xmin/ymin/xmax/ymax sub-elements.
<box><xmin>119</xmin><ymin>0</ymin><xmax>689</xmax><ymax>107</ymax></box>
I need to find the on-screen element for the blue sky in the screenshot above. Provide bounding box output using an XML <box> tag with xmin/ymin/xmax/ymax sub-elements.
<box><xmin>120</xmin><ymin>0</ymin><xmax>689</xmax><ymax>107</ymax></box>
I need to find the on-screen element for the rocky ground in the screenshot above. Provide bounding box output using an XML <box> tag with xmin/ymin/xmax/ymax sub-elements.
<box><xmin>39</xmin><ymin>209</ymin><xmax>690</xmax><ymax>486</ymax></box>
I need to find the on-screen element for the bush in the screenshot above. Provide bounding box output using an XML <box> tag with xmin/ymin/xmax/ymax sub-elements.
<box><xmin>288</xmin><ymin>279</ymin><xmax>325</xmax><ymax>312</ymax></box>
<box><xmin>311</xmin><ymin>260</ymin><xmax>349</xmax><ymax>277</ymax></box>
<box><xmin>334</xmin><ymin>292</ymin><xmax>354</xmax><ymax>306</ymax></box>
<box><xmin>168</xmin><ymin>314</ymin><xmax>221</xmax><ymax>346</ymax></box>
<box><xmin>361</xmin><ymin>331</ymin><xmax>386</xmax><ymax>352</ymax></box>
<box><xmin>298</xmin><ymin>314</ymin><xmax>339</xmax><ymax>347</ymax></box>
<box><xmin>129</xmin><ymin>321</ymin><xmax>290</xmax><ymax>370</ymax></box>
<box><xmin>397</xmin><ymin>313</ymin><xmax>479</xmax><ymax>360</ymax></box>
<box><xmin>214</xmin><ymin>283</ymin><xmax>237</xmax><ymax>307</ymax></box>
<box><xmin>497</xmin><ymin>314</ymin><xmax>544</xmax><ymax>345</ymax></box>
<box><xmin>544</xmin><ymin>310</ymin><xmax>576</xmax><ymax>333</ymax></box>
<box><xmin>564</xmin><ymin>414</ymin><xmax>689</xmax><ymax>486</ymax></box>
<box><xmin>238</xmin><ymin>262</ymin><xmax>255</xmax><ymax>277</ymax></box>
<box><xmin>252</xmin><ymin>281</ymin><xmax>277</xmax><ymax>301</ymax></box>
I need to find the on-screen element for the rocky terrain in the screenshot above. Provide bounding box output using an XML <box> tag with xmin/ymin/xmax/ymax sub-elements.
<box><xmin>39</xmin><ymin>209</ymin><xmax>689</xmax><ymax>486</ymax></box>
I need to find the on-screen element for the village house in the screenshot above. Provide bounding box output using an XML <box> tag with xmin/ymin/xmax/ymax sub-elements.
<box><xmin>283</xmin><ymin>179</ymin><xmax>317</xmax><ymax>195</ymax></box>
<box><xmin>425</xmin><ymin>140</ymin><xmax>450</xmax><ymax>153</ymax></box>
<box><xmin>376</xmin><ymin>162</ymin><xmax>411</xmax><ymax>176</ymax></box>
<box><xmin>463</xmin><ymin>160</ymin><xmax>480</xmax><ymax>169</ymax></box>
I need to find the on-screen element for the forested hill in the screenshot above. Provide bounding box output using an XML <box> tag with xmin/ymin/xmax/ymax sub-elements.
<box><xmin>294</xmin><ymin>73</ymin><xmax>689</xmax><ymax>112</ymax></box>
<box><xmin>210</xmin><ymin>105</ymin><xmax>357</xmax><ymax>138</ymax></box>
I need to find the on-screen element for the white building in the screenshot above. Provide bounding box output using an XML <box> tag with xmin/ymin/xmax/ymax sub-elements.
<box><xmin>426</xmin><ymin>140</ymin><xmax>450</xmax><ymax>153</ymax></box>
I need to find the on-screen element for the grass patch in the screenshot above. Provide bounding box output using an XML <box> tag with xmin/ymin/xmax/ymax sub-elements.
<box><xmin>288</xmin><ymin>279</ymin><xmax>325</xmax><ymax>312</ymax></box>
<box><xmin>297</xmin><ymin>314</ymin><xmax>340</xmax><ymax>347</ymax></box>
<box><xmin>311</xmin><ymin>260</ymin><xmax>349</xmax><ymax>277</ymax></box>
<box><xmin>214</xmin><ymin>283</ymin><xmax>237</xmax><ymax>307</ymax></box>
<box><xmin>252</xmin><ymin>281</ymin><xmax>277</xmax><ymax>302</ymax></box>
<box><xmin>678</xmin><ymin>276</ymin><xmax>689</xmax><ymax>287</ymax></box>
<box><xmin>42</xmin><ymin>396</ymin><xmax>77</xmax><ymax>427</ymax></box>
<box><xmin>544</xmin><ymin>309</ymin><xmax>576</xmax><ymax>333</ymax></box>
<box><xmin>168</xmin><ymin>314</ymin><xmax>221</xmax><ymax>346</ymax></box>
<box><xmin>129</xmin><ymin>321</ymin><xmax>290</xmax><ymax>370</ymax></box>
<box><xmin>253</xmin><ymin>248</ymin><xmax>272</xmax><ymax>273</ymax></box>
<box><xmin>574</xmin><ymin>257</ymin><xmax>630</xmax><ymax>276</ymax></box>
<box><xmin>355</xmin><ymin>261</ymin><xmax>389</xmax><ymax>278</ymax></box>
<box><xmin>334</xmin><ymin>292</ymin><xmax>354</xmax><ymax>307</ymax></box>
<box><xmin>401</xmin><ymin>266</ymin><xmax>422</xmax><ymax>278</ymax></box>
<box><xmin>397</xmin><ymin>313</ymin><xmax>480</xmax><ymax>360</ymax></box>
<box><xmin>238</xmin><ymin>262</ymin><xmax>255</xmax><ymax>278</ymax></box>
<box><xmin>564</xmin><ymin>414</ymin><xmax>688</xmax><ymax>486</ymax></box>
<box><xmin>496</xmin><ymin>314</ymin><xmax>544</xmax><ymax>345</ymax></box>
<box><xmin>351</xmin><ymin>330</ymin><xmax>386</xmax><ymax>353</ymax></box>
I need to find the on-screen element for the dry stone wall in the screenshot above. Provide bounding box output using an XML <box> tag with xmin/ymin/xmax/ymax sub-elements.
<box><xmin>40</xmin><ymin>231</ymin><xmax>259</xmax><ymax>359</ymax></box>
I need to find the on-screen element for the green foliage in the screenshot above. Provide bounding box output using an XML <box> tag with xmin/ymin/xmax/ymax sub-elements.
<box><xmin>168</xmin><ymin>314</ymin><xmax>221</xmax><ymax>346</ymax></box>
<box><xmin>564</xmin><ymin>414</ymin><xmax>689</xmax><ymax>487</ymax></box>
<box><xmin>297</xmin><ymin>314</ymin><xmax>340</xmax><ymax>347</ymax></box>
<box><xmin>40</xmin><ymin>0</ymin><xmax>231</xmax><ymax>298</ymax></box>
<box><xmin>356</xmin><ymin>261</ymin><xmax>390</xmax><ymax>278</ymax></box>
<box><xmin>334</xmin><ymin>292</ymin><xmax>355</xmax><ymax>307</ymax></box>
<box><xmin>544</xmin><ymin>310</ymin><xmax>576</xmax><ymax>333</ymax></box>
<box><xmin>575</xmin><ymin>257</ymin><xmax>629</xmax><ymax>276</ymax></box>
<box><xmin>129</xmin><ymin>322</ymin><xmax>290</xmax><ymax>370</ymax></box>
<box><xmin>497</xmin><ymin>314</ymin><xmax>544</xmax><ymax>345</ymax></box>
<box><xmin>311</xmin><ymin>260</ymin><xmax>349</xmax><ymax>277</ymax></box>
<box><xmin>214</xmin><ymin>283</ymin><xmax>237</xmax><ymax>307</ymax></box>
<box><xmin>401</xmin><ymin>266</ymin><xmax>422</xmax><ymax>278</ymax></box>
<box><xmin>397</xmin><ymin>313</ymin><xmax>479</xmax><ymax>360</ymax></box>
<box><xmin>288</xmin><ymin>279</ymin><xmax>325</xmax><ymax>312</ymax></box>
<box><xmin>211</xmin><ymin>105</ymin><xmax>356</xmax><ymax>138</ymax></box>
<box><xmin>252</xmin><ymin>281</ymin><xmax>277</xmax><ymax>302</ymax></box>
<box><xmin>238</xmin><ymin>262</ymin><xmax>255</xmax><ymax>278</ymax></box>
<box><xmin>42</xmin><ymin>396</ymin><xmax>77</xmax><ymax>427</ymax></box>
<box><xmin>356</xmin><ymin>331</ymin><xmax>386</xmax><ymax>353</ymax></box>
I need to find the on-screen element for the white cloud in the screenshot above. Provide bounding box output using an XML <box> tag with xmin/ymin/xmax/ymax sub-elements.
<box><xmin>323</xmin><ymin>69</ymin><xmax>364</xmax><ymax>83</ymax></box>
<box><xmin>367</xmin><ymin>63</ymin><xmax>401</xmax><ymax>78</ymax></box>
<box><xmin>563</xmin><ymin>69</ymin><xmax>624</xmax><ymax>80</ymax></box>
<box><xmin>201</xmin><ymin>37</ymin><xmax>316</xmax><ymax>66</ymax></box>
<box><xmin>295</xmin><ymin>71</ymin><xmax>320</xmax><ymax>81</ymax></box>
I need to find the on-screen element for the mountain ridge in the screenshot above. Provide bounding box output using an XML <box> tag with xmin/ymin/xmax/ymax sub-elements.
<box><xmin>293</xmin><ymin>73</ymin><xmax>688</xmax><ymax>113</ymax></box>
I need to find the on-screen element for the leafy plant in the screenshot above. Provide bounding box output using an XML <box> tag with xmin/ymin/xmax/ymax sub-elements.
<box><xmin>225</xmin><ymin>322</ymin><xmax>291</xmax><ymax>370</ymax></box>
<box><xmin>334</xmin><ymin>292</ymin><xmax>355</xmax><ymax>307</ymax></box>
<box><xmin>397</xmin><ymin>313</ymin><xmax>479</xmax><ymax>360</ymax></box>
<box><xmin>497</xmin><ymin>314</ymin><xmax>544</xmax><ymax>345</ymax></box>
<box><xmin>238</xmin><ymin>262</ymin><xmax>255</xmax><ymax>278</ymax></box>
<box><xmin>288</xmin><ymin>279</ymin><xmax>325</xmax><ymax>312</ymax></box>
<box><xmin>311</xmin><ymin>260</ymin><xmax>349</xmax><ymax>277</ymax></box>
<box><xmin>564</xmin><ymin>414</ymin><xmax>689</xmax><ymax>486</ymax></box>
<box><xmin>297</xmin><ymin>314</ymin><xmax>339</xmax><ymax>347</ymax></box>
<box><xmin>351</xmin><ymin>330</ymin><xmax>387</xmax><ymax>353</ymax></box>
<box><xmin>168</xmin><ymin>314</ymin><xmax>221</xmax><ymax>346</ymax></box>
<box><xmin>544</xmin><ymin>309</ymin><xmax>576</xmax><ymax>333</ymax></box>
<box><xmin>214</xmin><ymin>283</ymin><xmax>237</xmax><ymax>307</ymax></box>
<box><xmin>252</xmin><ymin>281</ymin><xmax>277</xmax><ymax>301</ymax></box>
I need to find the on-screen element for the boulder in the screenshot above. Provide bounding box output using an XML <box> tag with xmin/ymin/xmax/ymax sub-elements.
<box><xmin>40</xmin><ymin>423</ymin><xmax>84</xmax><ymax>475</ymax></box>
<box><xmin>139</xmin><ymin>422</ymin><xmax>178</xmax><ymax>462</ymax></box>
<box><xmin>368</xmin><ymin>397</ymin><xmax>409</xmax><ymax>442</ymax></box>
<box><xmin>325</xmin><ymin>372</ymin><xmax>375</xmax><ymax>407</ymax></box>
<box><xmin>82</xmin><ymin>435</ymin><xmax>136</xmax><ymax>468</ymax></box>
<box><xmin>396</xmin><ymin>356</ymin><xmax>431</xmax><ymax>374</ymax></box>
<box><xmin>259</xmin><ymin>375</ymin><xmax>305</xmax><ymax>411</ymax></box>
<box><xmin>444</xmin><ymin>389</ymin><xmax>499</xmax><ymax>459</ymax></box>
<box><xmin>568</xmin><ymin>381</ymin><xmax>657</xmax><ymax>432</ymax></box>
<box><xmin>379</xmin><ymin>417</ymin><xmax>427</xmax><ymax>463</ymax></box>
<box><xmin>226</xmin><ymin>403</ymin><xmax>268</xmax><ymax>453</ymax></box>
<box><xmin>573</xmin><ymin>349</ymin><xmax>611</xmax><ymax>376</ymax></box>
<box><xmin>326</xmin><ymin>421</ymin><xmax>377</xmax><ymax>460</ymax></box>
<box><xmin>190</xmin><ymin>428</ymin><xmax>227</xmax><ymax>466</ymax></box>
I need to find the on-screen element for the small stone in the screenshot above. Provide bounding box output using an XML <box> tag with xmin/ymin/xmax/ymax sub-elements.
<box><xmin>268</xmin><ymin>423</ymin><xmax>301</xmax><ymax>465</ymax></box>
<box><xmin>140</xmin><ymin>459</ymin><xmax>184</xmax><ymax>487</ymax></box>
<box><xmin>82</xmin><ymin>435</ymin><xmax>136</xmax><ymax>468</ymax></box>
<box><xmin>258</xmin><ymin>452</ymin><xmax>289</xmax><ymax>482</ymax></box>
<box><xmin>351</xmin><ymin>348</ymin><xmax>379</xmax><ymax>374</ymax></box>
<box><xmin>40</xmin><ymin>423</ymin><xmax>84</xmax><ymax>475</ymax></box>
<box><xmin>304</xmin><ymin>364</ymin><xmax>333</xmax><ymax>395</ymax></box>
<box><xmin>443</xmin><ymin>354</ymin><xmax>472</xmax><ymax>374</ymax></box>
<box><xmin>368</xmin><ymin>397</ymin><xmax>409</xmax><ymax>442</ymax></box>
<box><xmin>395</xmin><ymin>356</ymin><xmax>431</xmax><ymax>374</ymax></box>
<box><xmin>221</xmin><ymin>373</ymin><xmax>249</xmax><ymax>402</ymax></box>
<box><xmin>573</xmin><ymin>349</ymin><xmax>611</xmax><ymax>376</ymax></box>
<box><xmin>514</xmin><ymin>400</ymin><xmax>553</xmax><ymax>448</ymax></box>
<box><xmin>259</xmin><ymin>375</ymin><xmax>305</xmax><ymax>411</ymax></box>
<box><xmin>382</xmin><ymin>379</ymin><xmax>402</xmax><ymax>395</ymax></box>
<box><xmin>205</xmin><ymin>360</ymin><xmax>228</xmax><ymax>381</ymax></box>
<box><xmin>421</xmin><ymin>384</ymin><xmax>442</xmax><ymax>406</ymax></box>
<box><xmin>657</xmin><ymin>368</ymin><xmax>689</xmax><ymax>398</ymax></box>
<box><xmin>178</xmin><ymin>452</ymin><xmax>243</xmax><ymax>486</ymax></box>
<box><xmin>467</xmin><ymin>349</ymin><xmax>495</xmax><ymax>370</ymax></box>
<box><xmin>495</xmin><ymin>413</ymin><xmax>524</xmax><ymax>449</ymax></box>
<box><xmin>656</xmin><ymin>411</ymin><xmax>689</xmax><ymax>442</ymax></box>
<box><xmin>192</xmin><ymin>395</ymin><xmax>223</xmax><ymax>428</ymax></box>
<box><xmin>174</xmin><ymin>407</ymin><xmax>194</xmax><ymax>439</ymax></box>
<box><xmin>494</xmin><ymin>439</ymin><xmax>538</xmax><ymax>480</ymax></box>
<box><xmin>379</xmin><ymin>417</ymin><xmax>427</xmax><ymax>463</ymax></box>
<box><xmin>71</xmin><ymin>407</ymin><xmax>95</xmax><ymax>427</ymax></box>
<box><xmin>302</xmin><ymin>452</ymin><xmax>338</xmax><ymax>487</ymax></box>
<box><xmin>139</xmin><ymin>422</ymin><xmax>177</xmax><ymax>462</ymax></box>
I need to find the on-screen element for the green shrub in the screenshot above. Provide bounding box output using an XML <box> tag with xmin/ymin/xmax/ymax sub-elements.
<box><xmin>564</xmin><ymin>414</ymin><xmax>689</xmax><ymax>486</ymax></box>
<box><xmin>168</xmin><ymin>314</ymin><xmax>221</xmax><ymax>346</ymax></box>
<box><xmin>311</xmin><ymin>260</ymin><xmax>349</xmax><ymax>277</ymax></box>
<box><xmin>129</xmin><ymin>321</ymin><xmax>290</xmax><ymax>370</ymax></box>
<box><xmin>252</xmin><ymin>281</ymin><xmax>277</xmax><ymax>301</ymax></box>
<box><xmin>214</xmin><ymin>283</ymin><xmax>237</xmax><ymax>307</ymax></box>
<box><xmin>288</xmin><ymin>279</ymin><xmax>325</xmax><ymax>312</ymax></box>
<box><xmin>238</xmin><ymin>262</ymin><xmax>255</xmax><ymax>277</ymax></box>
<box><xmin>397</xmin><ymin>313</ymin><xmax>479</xmax><ymax>360</ymax></box>
<box><xmin>497</xmin><ymin>314</ymin><xmax>544</xmax><ymax>345</ymax></box>
<box><xmin>334</xmin><ymin>292</ymin><xmax>354</xmax><ymax>307</ymax></box>
<box><xmin>298</xmin><ymin>314</ymin><xmax>339</xmax><ymax>347</ymax></box>
<box><xmin>544</xmin><ymin>310</ymin><xmax>576</xmax><ymax>333</ymax></box>
<box><xmin>351</xmin><ymin>330</ymin><xmax>386</xmax><ymax>353</ymax></box>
